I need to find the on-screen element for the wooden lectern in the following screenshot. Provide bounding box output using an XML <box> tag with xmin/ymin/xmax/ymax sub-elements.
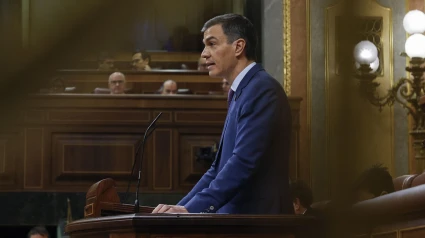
<box><xmin>67</xmin><ymin>178</ymin><xmax>318</xmax><ymax>238</ymax></box>
<box><xmin>84</xmin><ymin>178</ymin><xmax>154</xmax><ymax>218</ymax></box>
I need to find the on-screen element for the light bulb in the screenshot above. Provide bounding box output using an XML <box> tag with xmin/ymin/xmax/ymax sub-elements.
<box><xmin>353</xmin><ymin>40</ymin><xmax>378</xmax><ymax>64</ymax></box>
<box><xmin>405</xmin><ymin>34</ymin><xmax>425</xmax><ymax>58</ymax></box>
<box><xmin>403</xmin><ymin>10</ymin><xmax>425</xmax><ymax>34</ymax></box>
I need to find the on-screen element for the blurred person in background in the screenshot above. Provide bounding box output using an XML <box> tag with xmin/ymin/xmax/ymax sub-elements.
<box><xmin>132</xmin><ymin>50</ymin><xmax>151</xmax><ymax>71</ymax></box>
<box><xmin>97</xmin><ymin>52</ymin><xmax>115</xmax><ymax>71</ymax></box>
<box><xmin>108</xmin><ymin>72</ymin><xmax>126</xmax><ymax>94</ymax></box>
<box><xmin>28</xmin><ymin>226</ymin><xmax>49</xmax><ymax>238</ymax></box>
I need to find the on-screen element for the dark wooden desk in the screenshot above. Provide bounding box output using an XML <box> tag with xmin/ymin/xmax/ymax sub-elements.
<box><xmin>0</xmin><ymin>94</ymin><xmax>301</xmax><ymax>192</ymax></box>
<box><xmin>57</xmin><ymin>70</ymin><xmax>222</xmax><ymax>94</ymax></box>
<box><xmin>66</xmin><ymin>214</ymin><xmax>317</xmax><ymax>238</ymax></box>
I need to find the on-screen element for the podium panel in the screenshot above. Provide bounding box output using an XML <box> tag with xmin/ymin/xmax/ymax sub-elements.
<box><xmin>66</xmin><ymin>214</ymin><xmax>316</xmax><ymax>238</ymax></box>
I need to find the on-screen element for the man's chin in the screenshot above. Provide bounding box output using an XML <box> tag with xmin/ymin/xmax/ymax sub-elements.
<box><xmin>208</xmin><ymin>71</ymin><xmax>221</xmax><ymax>78</ymax></box>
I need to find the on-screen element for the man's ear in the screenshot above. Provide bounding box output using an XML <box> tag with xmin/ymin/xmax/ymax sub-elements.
<box><xmin>233</xmin><ymin>39</ymin><xmax>246</xmax><ymax>57</ymax></box>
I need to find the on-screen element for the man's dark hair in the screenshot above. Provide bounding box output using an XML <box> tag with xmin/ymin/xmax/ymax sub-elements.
<box><xmin>201</xmin><ymin>13</ymin><xmax>257</xmax><ymax>60</ymax></box>
<box><xmin>133</xmin><ymin>49</ymin><xmax>151</xmax><ymax>62</ymax></box>
<box><xmin>353</xmin><ymin>164</ymin><xmax>395</xmax><ymax>197</ymax></box>
<box><xmin>28</xmin><ymin>226</ymin><xmax>49</xmax><ymax>238</ymax></box>
<box><xmin>290</xmin><ymin>180</ymin><xmax>313</xmax><ymax>209</ymax></box>
<box><xmin>97</xmin><ymin>51</ymin><xmax>113</xmax><ymax>63</ymax></box>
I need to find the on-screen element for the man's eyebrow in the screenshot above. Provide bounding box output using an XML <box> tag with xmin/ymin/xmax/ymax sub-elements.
<box><xmin>203</xmin><ymin>36</ymin><xmax>217</xmax><ymax>43</ymax></box>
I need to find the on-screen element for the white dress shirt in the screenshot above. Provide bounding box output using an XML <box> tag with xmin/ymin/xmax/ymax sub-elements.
<box><xmin>230</xmin><ymin>62</ymin><xmax>256</xmax><ymax>92</ymax></box>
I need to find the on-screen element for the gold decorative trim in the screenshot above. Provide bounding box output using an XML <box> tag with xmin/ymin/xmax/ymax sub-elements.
<box><xmin>283</xmin><ymin>0</ymin><xmax>291</xmax><ymax>95</ymax></box>
<box><xmin>388</xmin><ymin>3</ymin><xmax>395</xmax><ymax>176</ymax></box>
<box><xmin>324</xmin><ymin>1</ymin><xmax>335</xmax><ymax>199</ymax></box>
<box><xmin>306</xmin><ymin>0</ymin><xmax>312</xmax><ymax>187</ymax></box>
<box><xmin>407</xmin><ymin>0</ymin><xmax>411</xmax><ymax>174</ymax></box>
<box><xmin>84</xmin><ymin>203</ymin><xmax>94</xmax><ymax>217</ymax></box>
<box><xmin>21</xmin><ymin>0</ymin><xmax>30</xmax><ymax>48</ymax></box>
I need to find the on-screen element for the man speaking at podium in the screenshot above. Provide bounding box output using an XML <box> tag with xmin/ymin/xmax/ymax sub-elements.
<box><xmin>152</xmin><ymin>13</ymin><xmax>293</xmax><ymax>214</ymax></box>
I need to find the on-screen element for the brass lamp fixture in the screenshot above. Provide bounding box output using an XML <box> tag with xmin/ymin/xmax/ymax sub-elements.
<box><xmin>353</xmin><ymin>10</ymin><xmax>425</xmax><ymax>173</ymax></box>
<box><xmin>353</xmin><ymin>10</ymin><xmax>425</xmax><ymax>130</ymax></box>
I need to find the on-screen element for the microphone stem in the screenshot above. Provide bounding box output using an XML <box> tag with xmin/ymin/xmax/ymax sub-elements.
<box><xmin>135</xmin><ymin>171</ymin><xmax>141</xmax><ymax>213</ymax></box>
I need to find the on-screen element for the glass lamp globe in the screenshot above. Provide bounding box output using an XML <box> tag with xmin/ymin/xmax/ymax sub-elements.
<box><xmin>403</xmin><ymin>10</ymin><xmax>425</xmax><ymax>34</ymax></box>
<box><xmin>405</xmin><ymin>34</ymin><xmax>425</xmax><ymax>58</ymax></box>
<box><xmin>355</xmin><ymin>57</ymin><xmax>379</xmax><ymax>73</ymax></box>
<box><xmin>353</xmin><ymin>40</ymin><xmax>378</xmax><ymax>64</ymax></box>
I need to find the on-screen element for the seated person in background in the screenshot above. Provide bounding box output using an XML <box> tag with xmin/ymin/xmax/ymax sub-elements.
<box><xmin>159</xmin><ymin>79</ymin><xmax>178</xmax><ymax>95</ymax></box>
<box><xmin>222</xmin><ymin>78</ymin><xmax>230</xmax><ymax>94</ymax></box>
<box><xmin>108</xmin><ymin>72</ymin><xmax>126</xmax><ymax>94</ymax></box>
<box><xmin>97</xmin><ymin>52</ymin><xmax>115</xmax><ymax>71</ymax></box>
<box><xmin>132</xmin><ymin>50</ymin><xmax>151</xmax><ymax>71</ymax></box>
<box><xmin>353</xmin><ymin>164</ymin><xmax>395</xmax><ymax>203</ymax></box>
<box><xmin>28</xmin><ymin>226</ymin><xmax>50</xmax><ymax>238</ymax></box>
<box><xmin>198</xmin><ymin>57</ymin><xmax>208</xmax><ymax>71</ymax></box>
<box><xmin>290</xmin><ymin>180</ymin><xmax>320</xmax><ymax>216</ymax></box>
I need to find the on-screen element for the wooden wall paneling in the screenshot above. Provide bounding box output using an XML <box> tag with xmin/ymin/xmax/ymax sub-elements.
<box><xmin>0</xmin><ymin>130</ymin><xmax>23</xmax><ymax>189</ymax></box>
<box><xmin>47</xmin><ymin>109</ymin><xmax>151</xmax><ymax>124</ymax></box>
<box><xmin>24</xmin><ymin>128</ymin><xmax>44</xmax><ymax>189</ymax></box>
<box><xmin>400</xmin><ymin>226</ymin><xmax>425</xmax><ymax>238</ymax></box>
<box><xmin>50</xmin><ymin>130</ymin><xmax>149</xmax><ymax>192</ymax></box>
<box><xmin>177</xmin><ymin>130</ymin><xmax>221</xmax><ymax>190</ymax></box>
<box><xmin>153</xmin><ymin>129</ymin><xmax>172</xmax><ymax>190</ymax></box>
<box><xmin>42</xmin><ymin>128</ymin><xmax>53</xmax><ymax>189</ymax></box>
<box><xmin>289</xmin><ymin>106</ymin><xmax>301</xmax><ymax>181</ymax></box>
<box><xmin>371</xmin><ymin>231</ymin><xmax>398</xmax><ymax>238</ymax></box>
<box><xmin>174</xmin><ymin>110</ymin><xmax>227</xmax><ymax>125</ymax></box>
<box><xmin>153</xmin><ymin>111</ymin><xmax>172</xmax><ymax>123</ymax></box>
<box><xmin>172</xmin><ymin>128</ymin><xmax>180</xmax><ymax>192</ymax></box>
<box><xmin>288</xmin><ymin>98</ymin><xmax>302</xmax><ymax>181</ymax></box>
<box><xmin>25</xmin><ymin>95</ymin><xmax>228</xmax><ymax>111</ymax></box>
<box><xmin>2</xmin><ymin>95</ymin><xmax>300</xmax><ymax>193</ymax></box>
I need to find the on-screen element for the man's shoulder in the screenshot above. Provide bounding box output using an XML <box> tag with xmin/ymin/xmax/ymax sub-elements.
<box><xmin>246</xmin><ymin>70</ymin><xmax>285</xmax><ymax>95</ymax></box>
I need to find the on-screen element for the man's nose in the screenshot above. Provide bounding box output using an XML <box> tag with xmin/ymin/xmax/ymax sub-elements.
<box><xmin>201</xmin><ymin>48</ymin><xmax>210</xmax><ymax>58</ymax></box>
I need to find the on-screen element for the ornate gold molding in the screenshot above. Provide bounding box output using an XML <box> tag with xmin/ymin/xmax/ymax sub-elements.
<box><xmin>283</xmin><ymin>0</ymin><xmax>291</xmax><ymax>95</ymax></box>
<box><xmin>21</xmin><ymin>0</ymin><xmax>30</xmax><ymax>48</ymax></box>
<box><xmin>306</xmin><ymin>0</ymin><xmax>312</xmax><ymax>186</ymax></box>
<box><xmin>325</xmin><ymin>0</ymin><xmax>394</xmax><ymax>185</ymax></box>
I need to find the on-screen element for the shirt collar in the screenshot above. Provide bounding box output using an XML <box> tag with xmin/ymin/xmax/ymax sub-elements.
<box><xmin>230</xmin><ymin>62</ymin><xmax>256</xmax><ymax>92</ymax></box>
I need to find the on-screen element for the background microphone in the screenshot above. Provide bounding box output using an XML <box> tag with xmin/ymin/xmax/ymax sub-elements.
<box><xmin>123</xmin><ymin>112</ymin><xmax>163</xmax><ymax>206</ymax></box>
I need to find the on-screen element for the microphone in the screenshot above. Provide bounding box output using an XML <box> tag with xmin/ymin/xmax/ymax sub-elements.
<box><xmin>134</xmin><ymin>112</ymin><xmax>162</xmax><ymax>212</ymax></box>
<box><xmin>123</xmin><ymin>112</ymin><xmax>163</xmax><ymax>209</ymax></box>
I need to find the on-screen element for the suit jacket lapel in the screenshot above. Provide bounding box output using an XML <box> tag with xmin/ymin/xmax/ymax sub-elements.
<box><xmin>213</xmin><ymin>63</ymin><xmax>264</xmax><ymax>167</ymax></box>
<box><xmin>234</xmin><ymin>64</ymin><xmax>264</xmax><ymax>101</ymax></box>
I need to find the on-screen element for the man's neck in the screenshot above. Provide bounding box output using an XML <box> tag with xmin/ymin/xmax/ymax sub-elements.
<box><xmin>227</xmin><ymin>59</ymin><xmax>255</xmax><ymax>85</ymax></box>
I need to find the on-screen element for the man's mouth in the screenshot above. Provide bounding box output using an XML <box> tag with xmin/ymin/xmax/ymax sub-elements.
<box><xmin>206</xmin><ymin>62</ymin><xmax>215</xmax><ymax>69</ymax></box>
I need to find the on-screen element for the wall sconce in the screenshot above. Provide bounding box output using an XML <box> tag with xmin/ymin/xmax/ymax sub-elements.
<box><xmin>353</xmin><ymin>10</ymin><xmax>425</xmax><ymax>130</ymax></box>
<box><xmin>354</xmin><ymin>10</ymin><xmax>425</xmax><ymax>173</ymax></box>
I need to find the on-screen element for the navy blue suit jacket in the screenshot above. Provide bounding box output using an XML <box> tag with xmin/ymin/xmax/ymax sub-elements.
<box><xmin>178</xmin><ymin>64</ymin><xmax>293</xmax><ymax>214</ymax></box>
